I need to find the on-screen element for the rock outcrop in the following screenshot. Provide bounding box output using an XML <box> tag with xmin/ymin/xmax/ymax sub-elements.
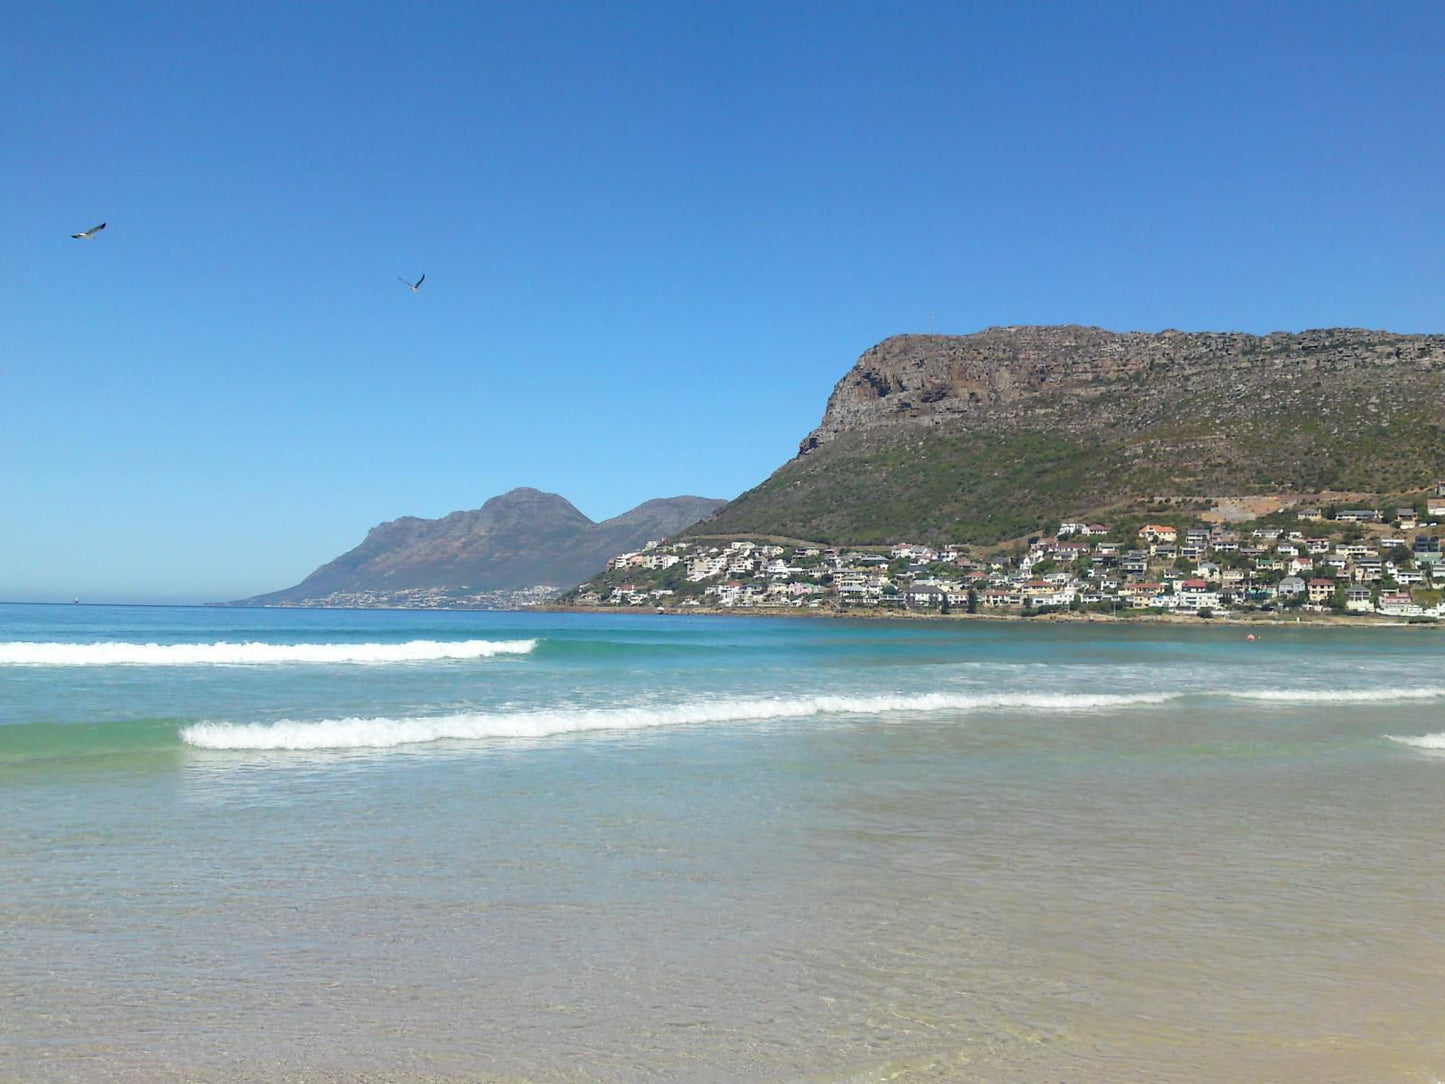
<box><xmin>695</xmin><ymin>325</ymin><xmax>1445</xmax><ymax>546</ymax></box>
<box><xmin>799</xmin><ymin>326</ymin><xmax>1445</xmax><ymax>454</ymax></box>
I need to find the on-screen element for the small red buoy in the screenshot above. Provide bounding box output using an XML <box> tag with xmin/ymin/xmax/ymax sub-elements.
<box><xmin>1246</xmin><ymin>634</ymin><xmax>1255</xmax><ymax>642</ymax></box>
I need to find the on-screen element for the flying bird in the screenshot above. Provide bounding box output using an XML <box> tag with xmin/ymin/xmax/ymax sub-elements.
<box><xmin>71</xmin><ymin>222</ymin><xmax>107</xmax><ymax>239</ymax></box>
<box><xmin>398</xmin><ymin>274</ymin><xmax>425</xmax><ymax>292</ymax></box>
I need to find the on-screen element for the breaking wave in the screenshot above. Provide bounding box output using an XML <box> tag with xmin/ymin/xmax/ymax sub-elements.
<box><xmin>0</xmin><ymin>639</ymin><xmax>538</xmax><ymax>666</ymax></box>
<box><xmin>180</xmin><ymin>691</ymin><xmax>1172</xmax><ymax>750</ymax></box>
<box><xmin>1387</xmin><ymin>733</ymin><xmax>1445</xmax><ymax>751</ymax></box>
<box><xmin>1230</xmin><ymin>686</ymin><xmax>1445</xmax><ymax>704</ymax></box>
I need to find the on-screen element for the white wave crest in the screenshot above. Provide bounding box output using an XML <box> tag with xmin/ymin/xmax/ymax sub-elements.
<box><xmin>1387</xmin><ymin>733</ymin><xmax>1445</xmax><ymax>750</ymax></box>
<box><xmin>0</xmin><ymin>638</ymin><xmax>537</xmax><ymax>666</ymax></box>
<box><xmin>1231</xmin><ymin>686</ymin><xmax>1445</xmax><ymax>704</ymax></box>
<box><xmin>180</xmin><ymin>690</ymin><xmax>1172</xmax><ymax>750</ymax></box>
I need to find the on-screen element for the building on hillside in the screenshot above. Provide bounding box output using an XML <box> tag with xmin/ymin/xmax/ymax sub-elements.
<box><xmin>1353</xmin><ymin>558</ymin><xmax>1384</xmax><ymax>582</ymax></box>
<box><xmin>907</xmin><ymin>585</ymin><xmax>947</xmax><ymax>607</ymax></box>
<box><xmin>1379</xmin><ymin>593</ymin><xmax>1422</xmax><ymax>616</ymax></box>
<box><xmin>1278</xmin><ymin>576</ymin><xmax>1307</xmax><ymax>598</ymax></box>
<box><xmin>1344</xmin><ymin>586</ymin><xmax>1374</xmax><ymax>612</ymax></box>
<box><xmin>1121</xmin><ymin>552</ymin><xmax>1149</xmax><ymax>576</ymax></box>
<box><xmin>890</xmin><ymin>543</ymin><xmax>935</xmax><ymax>561</ymax></box>
<box><xmin>1049</xmin><ymin>540</ymin><xmax>1089</xmax><ymax>561</ymax></box>
<box><xmin>687</xmin><ymin>556</ymin><xmax>728</xmax><ymax>581</ymax></box>
<box><xmin>1173</xmin><ymin>587</ymin><xmax>1221</xmax><ymax>611</ymax></box>
<box><xmin>1121</xmin><ymin>582</ymin><xmax>1164</xmax><ymax>604</ymax></box>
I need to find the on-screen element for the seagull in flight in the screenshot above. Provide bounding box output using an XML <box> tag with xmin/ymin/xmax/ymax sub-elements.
<box><xmin>398</xmin><ymin>274</ymin><xmax>425</xmax><ymax>292</ymax></box>
<box><xmin>71</xmin><ymin>222</ymin><xmax>107</xmax><ymax>239</ymax></box>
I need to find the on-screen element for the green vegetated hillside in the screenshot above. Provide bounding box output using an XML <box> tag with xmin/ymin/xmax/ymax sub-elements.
<box><xmin>696</xmin><ymin>326</ymin><xmax>1445</xmax><ymax>546</ymax></box>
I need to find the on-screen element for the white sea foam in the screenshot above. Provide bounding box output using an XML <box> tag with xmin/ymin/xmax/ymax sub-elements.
<box><xmin>180</xmin><ymin>690</ymin><xmax>1172</xmax><ymax>750</ymax></box>
<box><xmin>0</xmin><ymin>638</ymin><xmax>537</xmax><ymax>666</ymax></box>
<box><xmin>1230</xmin><ymin>686</ymin><xmax>1445</xmax><ymax>704</ymax></box>
<box><xmin>1387</xmin><ymin>733</ymin><xmax>1445</xmax><ymax>750</ymax></box>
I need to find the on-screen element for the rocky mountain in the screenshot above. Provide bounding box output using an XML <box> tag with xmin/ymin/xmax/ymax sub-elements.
<box><xmin>696</xmin><ymin>326</ymin><xmax>1445</xmax><ymax>545</ymax></box>
<box><xmin>239</xmin><ymin>488</ymin><xmax>725</xmax><ymax>605</ymax></box>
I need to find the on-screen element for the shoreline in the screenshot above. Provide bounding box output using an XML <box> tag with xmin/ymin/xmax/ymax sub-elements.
<box><xmin>541</xmin><ymin>603</ymin><xmax>1439</xmax><ymax>629</ymax></box>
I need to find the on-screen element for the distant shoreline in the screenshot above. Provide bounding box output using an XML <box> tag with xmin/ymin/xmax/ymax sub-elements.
<box><xmin>541</xmin><ymin>603</ymin><xmax>1438</xmax><ymax>629</ymax></box>
<box><xmin>10</xmin><ymin>599</ymin><xmax>1429</xmax><ymax>629</ymax></box>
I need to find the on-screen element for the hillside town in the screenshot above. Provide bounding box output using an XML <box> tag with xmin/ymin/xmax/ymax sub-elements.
<box><xmin>570</xmin><ymin>488</ymin><xmax>1445</xmax><ymax>621</ymax></box>
<box><xmin>272</xmin><ymin>585</ymin><xmax>560</xmax><ymax>611</ymax></box>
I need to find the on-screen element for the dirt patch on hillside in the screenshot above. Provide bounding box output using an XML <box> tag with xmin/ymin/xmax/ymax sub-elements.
<box><xmin>1200</xmin><ymin>496</ymin><xmax>1289</xmax><ymax>523</ymax></box>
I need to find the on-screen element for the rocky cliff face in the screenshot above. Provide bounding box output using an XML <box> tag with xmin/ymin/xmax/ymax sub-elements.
<box><xmin>799</xmin><ymin>326</ymin><xmax>1445</xmax><ymax>453</ymax></box>
<box><xmin>240</xmin><ymin>488</ymin><xmax>726</xmax><ymax>605</ymax></box>
<box><xmin>695</xmin><ymin>325</ymin><xmax>1445</xmax><ymax>547</ymax></box>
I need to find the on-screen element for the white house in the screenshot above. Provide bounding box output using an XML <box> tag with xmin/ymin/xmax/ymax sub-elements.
<box><xmin>1379</xmin><ymin>593</ymin><xmax>1423</xmax><ymax>617</ymax></box>
<box><xmin>1176</xmin><ymin>580</ymin><xmax>1221</xmax><ymax>610</ymax></box>
<box><xmin>1345</xmin><ymin>586</ymin><xmax>1374</xmax><ymax>612</ymax></box>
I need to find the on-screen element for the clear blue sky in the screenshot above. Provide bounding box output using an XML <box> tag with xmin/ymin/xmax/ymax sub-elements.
<box><xmin>2</xmin><ymin>2</ymin><xmax>1441</xmax><ymax>603</ymax></box>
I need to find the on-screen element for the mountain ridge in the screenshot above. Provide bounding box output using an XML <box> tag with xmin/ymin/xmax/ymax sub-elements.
<box><xmin>696</xmin><ymin>325</ymin><xmax>1445</xmax><ymax>545</ymax></box>
<box><xmin>237</xmin><ymin>488</ymin><xmax>726</xmax><ymax>605</ymax></box>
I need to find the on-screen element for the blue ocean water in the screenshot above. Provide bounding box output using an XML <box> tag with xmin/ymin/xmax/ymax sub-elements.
<box><xmin>2</xmin><ymin>603</ymin><xmax>1444</xmax><ymax>1082</ymax></box>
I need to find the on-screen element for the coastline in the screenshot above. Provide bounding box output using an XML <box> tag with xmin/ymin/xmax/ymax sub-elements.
<box><xmin>541</xmin><ymin>603</ymin><xmax>1439</xmax><ymax>629</ymax></box>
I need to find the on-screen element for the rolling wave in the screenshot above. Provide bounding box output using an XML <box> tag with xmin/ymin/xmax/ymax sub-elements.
<box><xmin>1229</xmin><ymin>686</ymin><xmax>1445</xmax><ymax>704</ymax></box>
<box><xmin>180</xmin><ymin>691</ymin><xmax>1173</xmax><ymax>750</ymax></box>
<box><xmin>1387</xmin><ymin>732</ymin><xmax>1445</xmax><ymax>750</ymax></box>
<box><xmin>0</xmin><ymin>638</ymin><xmax>537</xmax><ymax>666</ymax></box>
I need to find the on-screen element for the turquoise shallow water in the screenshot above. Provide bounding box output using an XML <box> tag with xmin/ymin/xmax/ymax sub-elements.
<box><xmin>2</xmin><ymin>603</ymin><xmax>1444</xmax><ymax>1082</ymax></box>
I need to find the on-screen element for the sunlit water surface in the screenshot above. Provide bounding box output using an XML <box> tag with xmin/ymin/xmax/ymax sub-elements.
<box><xmin>2</xmin><ymin>604</ymin><xmax>1444</xmax><ymax>1082</ymax></box>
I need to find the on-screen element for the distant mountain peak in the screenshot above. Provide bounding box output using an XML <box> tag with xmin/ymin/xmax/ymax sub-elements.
<box><xmin>482</xmin><ymin>486</ymin><xmax>585</xmax><ymax>510</ymax></box>
<box><xmin>237</xmin><ymin>490</ymin><xmax>725</xmax><ymax>605</ymax></box>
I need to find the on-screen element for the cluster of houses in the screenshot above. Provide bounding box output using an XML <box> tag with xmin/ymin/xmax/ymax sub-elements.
<box><xmin>573</xmin><ymin>490</ymin><xmax>1445</xmax><ymax>621</ymax></box>
<box><xmin>292</xmin><ymin>585</ymin><xmax>559</xmax><ymax>611</ymax></box>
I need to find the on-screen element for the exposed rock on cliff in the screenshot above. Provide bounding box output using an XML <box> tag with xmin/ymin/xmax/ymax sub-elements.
<box><xmin>800</xmin><ymin>327</ymin><xmax>1445</xmax><ymax>452</ymax></box>
<box><xmin>700</xmin><ymin>326</ymin><xmax>1445</xmax><ymax>545</ymax></box>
